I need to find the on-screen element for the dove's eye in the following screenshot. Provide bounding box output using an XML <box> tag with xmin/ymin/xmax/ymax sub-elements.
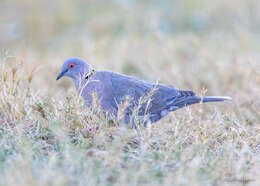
<box><xmin>68</xmin><ymin>62</ymin><xmax>76</xmax><ymax>69</ymax></box>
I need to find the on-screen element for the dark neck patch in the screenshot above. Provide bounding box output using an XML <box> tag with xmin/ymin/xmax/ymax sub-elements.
<box><xmin>85</xmin><ymin>69</ymin><xmax>95</xmax><ymax>80</ymax></box>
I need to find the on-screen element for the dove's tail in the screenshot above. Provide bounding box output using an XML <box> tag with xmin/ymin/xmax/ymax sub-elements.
<box><xmin>201</xmin><ymin>96</ymin><xmax>232</xmax><ymax>103</ymax></box>
<box><xmin>169</xmin><ymin>95</ymin><xmax>232</xmax><ymax>110</ymax></box>
<box><xmin>149</xmin><ymin>94</ymin><xmax>232</xmax><ymax>123</ymax></box>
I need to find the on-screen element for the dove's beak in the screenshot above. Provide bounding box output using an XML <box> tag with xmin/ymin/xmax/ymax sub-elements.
<box><xmin>56</xmin><ymin>69</ymin><xmax>68</xmax><ymax>80</ymax></box>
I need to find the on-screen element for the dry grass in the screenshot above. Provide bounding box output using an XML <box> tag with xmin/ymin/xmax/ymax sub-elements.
<box><xmin>0</xmin><ymin>0</ymin><xmax>260</xmax><ymax>186</ymax></box>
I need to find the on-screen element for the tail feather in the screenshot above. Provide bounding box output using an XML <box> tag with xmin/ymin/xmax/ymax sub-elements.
<box><xmin>202</xmin><ymin>96</ymin><xmax>232</xmax><ymax>103</ymax></box>
<box><xmin>149</xmin><ymin>95</ymin><xmax>231</xmax><ymax>123</ymax></box>
<box><xmin>168</xmin><ymin>95</ymin><xmax>231</xmax><ymax>110</ymax></box>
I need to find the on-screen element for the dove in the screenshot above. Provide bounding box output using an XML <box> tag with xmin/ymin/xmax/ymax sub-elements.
<box><xmin>57</xmin><ymin>58</ymin><xmax>231</xmax><ymax>124</ymax></box>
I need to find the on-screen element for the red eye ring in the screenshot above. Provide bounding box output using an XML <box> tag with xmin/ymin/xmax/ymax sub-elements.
<box><xmin>68</xmin><ymin>62</ymin><xmax>76</xmax><ymax>69</ymax></box>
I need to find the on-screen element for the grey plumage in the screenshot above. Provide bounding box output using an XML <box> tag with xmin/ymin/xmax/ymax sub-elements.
<box><xmin>57</xmin><ymin>58</ymin><xmax>232</xmax><ymax>124</ymax></box>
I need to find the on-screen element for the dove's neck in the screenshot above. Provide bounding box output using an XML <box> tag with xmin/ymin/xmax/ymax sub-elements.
<box><xmin>72</xmin><ymin>78</ymin><xmax>81</xmax><ymax>91</ymax></box>
<box><xmin>72</xmin><ymin>69</ymin><xmax>96</xmax><ymax>95</ymax></box>
<box><xmin>72</xmin><ymin>78</ymin><xmax>88</xmax><ymax>97</ymax></box>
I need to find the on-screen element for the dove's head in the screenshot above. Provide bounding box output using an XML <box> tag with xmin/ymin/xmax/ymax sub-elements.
<box><xmin>56</xmin><ymin>58</ymin><xmax>92</xmax><ymax>81</ymax></box>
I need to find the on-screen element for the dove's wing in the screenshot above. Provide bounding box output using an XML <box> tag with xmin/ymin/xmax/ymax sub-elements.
<box><xmin>108</xmin><ymin>72</ymin><xmax>187</xmax><ymax>120</ymax></box>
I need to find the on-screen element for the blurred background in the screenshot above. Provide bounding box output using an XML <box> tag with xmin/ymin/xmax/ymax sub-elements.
<box><xmin>0</xmin><ymin>0</ymin><xmax>259</xmax><ymax>108</ymax></box>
